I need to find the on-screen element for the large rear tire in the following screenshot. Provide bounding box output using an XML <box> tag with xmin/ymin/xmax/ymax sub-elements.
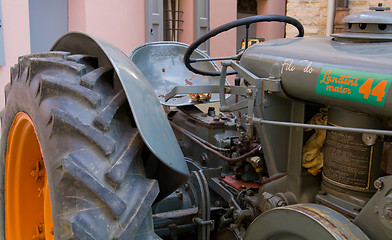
<box><xmin>0</xmin><ymin>52</ymin><xmax>159</xmax><ymax>239</ymax></box>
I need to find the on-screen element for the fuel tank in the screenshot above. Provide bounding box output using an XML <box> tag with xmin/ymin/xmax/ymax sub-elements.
<box><xmin>240</xmin><ymin>36</ymin><xmax>392</xmax><ymax>119</ymax></box>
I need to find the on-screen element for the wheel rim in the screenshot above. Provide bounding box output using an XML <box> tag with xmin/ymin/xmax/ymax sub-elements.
<box><xmin>5</xmin><ymin>112</ymin><xmax>54</xmax><ymax>239</ymax></box>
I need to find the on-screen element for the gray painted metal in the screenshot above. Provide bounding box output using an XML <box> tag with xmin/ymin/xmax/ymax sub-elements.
<box><xmin>130</xmin><ymin>41</ymin><xmax>224</xmax><ymax>106</ymax></box>
<box><xmin>29</xmin><ymin>0</ymin><xmax>68</xmax><ymax>53</ymax></box>
<box><xmin>332</xmin><ymin>32</ymin><xmax>392</xmax><ymax>41</ymax></box>
<box><xmin>244</xmin><ymin>204</ymin><xmax>370</xmax><ymax>240</ymax></box>
<box><xmin>331</xmin><ymin>10</ymin><xmax>392</xmax><ymax>41</ymax></box>
<box><xmin>343</xmin><ymin>10</ymin><xmax>392</xmax><ymax>24</ymax></box>
<box><xmin>50</xmin><ymin>32</ymin><xmax>189</xmax><ymax>196</ymax></box>
<box><xmin>0</xmin><ymin>0</ymin><xmax>4</xmax><ymax>65</ymax></box>
<box><xmin>354</xmin><ymin>175</ymin><xmax>392</xmax><ymax>239</ymax></box>
<box><xmin>344</xmin><ymin>22</ymin><xmax>392</xmax><ymax>34</ymax></box>
<box><xmin>240</xmin><ymin>37</ymin><xmax>392</xmax><ymax>118</ymax></box>
<box><xmin>146</xmin><ymin>0</ymin><xmax>164</xmax><ymax>42</ymax></box>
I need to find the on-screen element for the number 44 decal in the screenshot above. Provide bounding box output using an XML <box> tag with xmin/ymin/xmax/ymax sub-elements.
<box><xmin>316</xmin><ymin>67</ymin><xmax>391</xmax><ymax>107</ymax></box>
<box><xmin>359</xmin><ymin>78</ymin><xmax>388</xmax><ymax>102</ymax></box>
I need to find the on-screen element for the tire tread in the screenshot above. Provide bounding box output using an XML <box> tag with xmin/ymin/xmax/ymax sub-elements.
<box><xmin>39</xmin><ymin>74</ymin><xmax>102</xmax><ymax>107</ymax></box>
<box><xmin>2</xmin><ymin>53</ymin><xmax>159</xmax><ymax>239</ymax></box>
<box><xmin>62</xmin><ymin>154</ymin><xmax>127</xmax><ymax>217</ymax></box>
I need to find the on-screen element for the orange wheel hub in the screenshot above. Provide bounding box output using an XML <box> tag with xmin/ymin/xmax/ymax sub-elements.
<box><xmin>5</xmin><ymin>112</ymin><xmax>54</xmax><ymax>239</ymax></box>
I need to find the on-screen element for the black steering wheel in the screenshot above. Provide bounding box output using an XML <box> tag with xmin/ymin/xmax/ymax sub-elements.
<box><xmin>184</xmin><ymin>15</ymin><xmax>304</xmax><ymax>76</ymax></box>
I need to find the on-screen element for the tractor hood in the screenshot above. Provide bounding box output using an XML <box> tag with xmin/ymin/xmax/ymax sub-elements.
<box><xmin>240</xmin><ymin>36</ymin><xmax>392</xmax><ymax>119</ymax></box>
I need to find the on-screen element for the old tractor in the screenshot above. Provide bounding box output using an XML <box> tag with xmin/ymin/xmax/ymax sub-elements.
<box><xmin>1</xmin><ymin>6</ymin><xmax>392</xmax><ymax>240</ymax></box>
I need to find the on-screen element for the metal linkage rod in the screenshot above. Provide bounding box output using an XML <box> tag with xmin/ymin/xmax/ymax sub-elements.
<box><xmin>252</xmin><ymin>117</ymin><xmax>392</xmax><ymax>136</ymax></box>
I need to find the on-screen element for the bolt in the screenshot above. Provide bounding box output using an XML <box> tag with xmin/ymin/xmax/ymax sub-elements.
<box><xmin>32</xmin><ymin>223</ymin><xmax>45</xmax><ymax>240</ymax></box>
<box><xmin>246</xmin><ymin>190</ymin><xmax>254</xmax><ymax>196</ymax></box>
<box><xmin>233</xmin><ymin>211</ymin><xmax>239</xmax><ymax>221</ymax></box>
<box><xmin>246</xmin><ymin>89</ymin><xmax>253</xmax><ymax>96</ymax></box>
<box><xmin>215</xmin><ymin>201</ymin><xmax>221</xmax><ymax>207</ymax></box>
<box><xmin>262</xmin><ymin>202</ymin><xmax>273</xmax><ymax>212</ymax></box>
<box><xmin>200</xmin><ymin>153</ymin><xmax>208</xmax><ymax>164</ymax></box>
<box><xmin>37</xmin><ymin>187</ymin><xmax>44</xmax><ymax>197</ymax></box>
<box><xmin>208</xmin><ymin>107</ymin><xmax>215</xmax><ymax>117</ymax></box>
<box><xmin>264</xmin><ymin>97</ymin><xmax>271</xmax><ymax>107</ymax></box>
<box><xmin>176</xmin><ymin>192</ymin><xmax>183</xmax><ymax>200</ymax></box>
<box><xmin>235</xmin><ymin>77</ymin><xmax>241</xmax><ymax>86</ymax></box>
<box><xmin>384</xmin><ymin>207</ymin><xmax>392</xmax><ymax>220</ymax></box>
<box><xmin>374</xmin><ymin>179</ymin><xmax>384</xmax><ymax>190</ymax></box>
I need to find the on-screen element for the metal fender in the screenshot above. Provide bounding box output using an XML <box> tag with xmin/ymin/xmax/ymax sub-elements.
<box><xmin>51</xmin><ymin>32</ymin><xmax>189</xmax><ymax>199</ymax></box>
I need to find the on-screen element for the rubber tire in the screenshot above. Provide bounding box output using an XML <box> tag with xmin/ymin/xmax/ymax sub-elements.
<box><xmin>0</xmin><ymin>52</ymin><xmax>159</xmax><ymax>239</ymax></box>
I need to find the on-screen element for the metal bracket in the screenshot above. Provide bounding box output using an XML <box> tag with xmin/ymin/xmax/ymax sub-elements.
<box><xmin>165</xmin><ymin>58</ymin><xmax>284</xmax><ymax>119</ymax></box>
<box><xmin>165</xmin><ymin>85</ymin><xmax>220</xmax><ymax>101</ymax></box>
<box><xmin>263</xmin><ymin>78</ymin><xmax>282</xmax><ymax>93</ymax></box>
<box><xmin>223</xmin><ymin>61</ymin><xmax>261</xmax><ymax>86</ymax></box>
<box><xmin>219</xmin><ymin>61</ymin><xmax>283</xmax><ymax>117</ymax></box>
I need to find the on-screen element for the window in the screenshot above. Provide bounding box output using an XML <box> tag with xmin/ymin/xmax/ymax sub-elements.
<box><xmin>163</xmin><ymin>0</ymin><xmax>183</xmax><ymax>41</ymax></box>
<box><xmin>237</xmin><ymin>0</ymin><xmax>257</xmax><ymax>14</ymax></box>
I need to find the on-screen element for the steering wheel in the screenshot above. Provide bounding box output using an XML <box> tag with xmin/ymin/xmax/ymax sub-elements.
<box><xmin>184</xmin><ymin>15</ymin><xmax>304</xmax><ymax>76</ymax></box>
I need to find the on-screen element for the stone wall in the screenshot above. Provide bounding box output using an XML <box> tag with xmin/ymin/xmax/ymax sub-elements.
<box><xmin>286</xmin><ymin>0</ymin><xmax>328</xmax><ymax>37</ymax></box>
<box><xmin>349</xmin><ymin>1</ymin><xmax>392</xmax><ymax>14</ymax></box>
<box><xmin>286</xmin><ymin>0</ymin><xmax>392</xmax><ymax>37</ymax></box>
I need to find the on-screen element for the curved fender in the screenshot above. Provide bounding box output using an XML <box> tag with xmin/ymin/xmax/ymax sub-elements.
<box><xmin>51</xmin><ymin>32</ymin><xmax>189</xmax><ymax>199</ymax></box>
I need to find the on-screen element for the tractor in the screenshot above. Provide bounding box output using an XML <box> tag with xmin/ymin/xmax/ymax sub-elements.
<box><xmin>1</xmin><ymin>6</ymin><xmax>392</xmax><ymax>240</ymax></box>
